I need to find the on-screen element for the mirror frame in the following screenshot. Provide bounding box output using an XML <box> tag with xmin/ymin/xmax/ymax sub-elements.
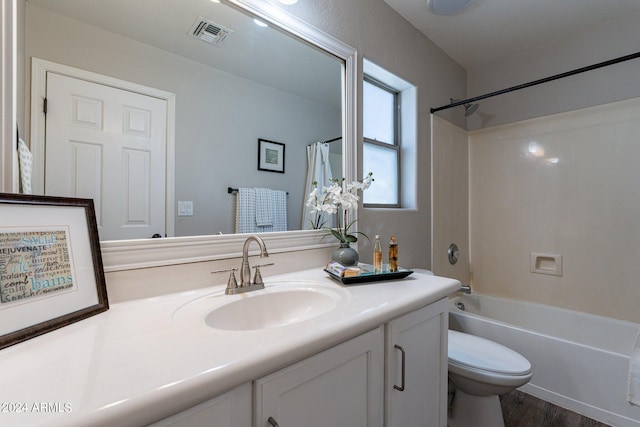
<box><xmin>1</xmin><ymin>0</ymin><xmax>358</xmax><ymax>271</ymax></box>
<box><xmin>1</xmin><ymin>0</ymin><xmax>18</xmax><ymax>193</ymax></box>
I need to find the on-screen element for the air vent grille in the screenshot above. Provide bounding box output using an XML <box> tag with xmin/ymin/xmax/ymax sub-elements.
<box><xmin>189</xmin><ymin>17</ymin><xmax>232</xmax><ymax>47</ymax></box>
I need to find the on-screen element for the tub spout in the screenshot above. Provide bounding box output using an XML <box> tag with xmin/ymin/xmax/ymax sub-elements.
<box><xmin>459</xmin><ymin>284</ymin><xmax>471</xmax><ymax>294</ymax></box>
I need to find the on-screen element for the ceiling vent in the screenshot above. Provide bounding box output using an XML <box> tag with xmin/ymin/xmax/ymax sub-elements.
<box><xmin>189</xmin><ymin>17</ymin><xmax>233</xmax><ymax>47</ymax></box>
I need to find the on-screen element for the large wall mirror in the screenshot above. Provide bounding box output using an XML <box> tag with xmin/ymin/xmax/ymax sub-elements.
<box><xmin>9</xmin><ymin>0</ymin><xmax>357</xmax><ymax>269</ymax></box>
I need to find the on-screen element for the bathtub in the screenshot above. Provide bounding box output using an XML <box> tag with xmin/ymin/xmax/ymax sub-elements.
<box><xmin>449</xmin><ymin>293</ymin><xmax>640</xmax><ymax>427</ymax></box>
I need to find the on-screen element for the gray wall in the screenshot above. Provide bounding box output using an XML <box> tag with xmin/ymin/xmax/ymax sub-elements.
<box><xmin>466</xmin><ymin>10</ymin><xmax>640</xmax><ymax>130</ymax></box>
<box><xmin>284</xmin><ymin>0</ymin><xmax>468</xmax><ymax>269</ymax></box>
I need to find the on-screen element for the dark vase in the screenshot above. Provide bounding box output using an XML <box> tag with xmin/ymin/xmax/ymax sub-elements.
<box><xmin>331</xmin><ymin>242</ymin><xmax>359</xmax><ymax>267</ymax></box>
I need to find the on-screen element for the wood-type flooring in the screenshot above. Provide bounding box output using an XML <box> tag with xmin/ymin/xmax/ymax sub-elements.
<box><xmin>500</xmin><ymin>390</ymin><xmax>612</xmax><ymax>427</ymax></box>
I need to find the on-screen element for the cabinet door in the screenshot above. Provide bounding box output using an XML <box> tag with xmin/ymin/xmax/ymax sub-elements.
<box><xmin>150</xmin><ymin>382</ymin><xmax>252</xmax><ymax>427</ymax></box>
<box><xmin>386</xmin><ymin>298</ymin><xmax>449</xmax><ymax>427</ymax></box>
<box><xmin>254</xmin><ymin>327</ymin><xmax>384</xmax><ymax>427</ymax></box>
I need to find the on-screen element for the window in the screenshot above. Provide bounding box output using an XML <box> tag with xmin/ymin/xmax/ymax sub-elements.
<box><xmin>363</xmin><ymin>77</ymin><xmax>400</xmax><ymax>207</ymax></box>
<box><xmin>362</xmin><ymin>59</ymin><xmax>417</xmax><ymax>210</ymax></box>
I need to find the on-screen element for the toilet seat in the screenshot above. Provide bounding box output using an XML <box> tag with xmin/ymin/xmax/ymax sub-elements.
<box><xmin>447</xmin><ymin>330</ymin><xmax>533</xmax><ymax>427</ymax></box>
<box><xmin>448</xmin><ymin>330</ymin><xmax>531</xmax><ymax>376</ymax></box>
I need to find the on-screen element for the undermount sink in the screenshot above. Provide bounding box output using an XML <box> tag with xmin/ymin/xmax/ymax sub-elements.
<box><xmin>204</xmin><ymin>284</ymin><xmax>343</xmax><ymax>331</ymax></box>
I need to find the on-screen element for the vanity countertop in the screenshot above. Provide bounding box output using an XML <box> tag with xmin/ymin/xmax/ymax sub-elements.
<box><xmin>0</xmin><ymin>267</ymin><xmax>459</xmax><ymax>426</ymax></box>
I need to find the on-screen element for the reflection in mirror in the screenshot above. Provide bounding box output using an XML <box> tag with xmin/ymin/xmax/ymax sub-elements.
<box><xmin>24</xmin><ymin>0</ymin><xmax>344</xmax><ymax>241</ymax></box>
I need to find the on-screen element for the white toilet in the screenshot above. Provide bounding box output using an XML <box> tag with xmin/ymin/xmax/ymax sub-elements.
<box><xmin>447</xmin><ymin>330</ymin><xmax>532</xmax><ymax>427</ymax></box>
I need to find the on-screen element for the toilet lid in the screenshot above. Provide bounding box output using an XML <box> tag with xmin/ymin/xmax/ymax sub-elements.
<box><xmin>448</xmin><ymin>330</ymin><xmax>531</xmax><ymax>375</ymax></box>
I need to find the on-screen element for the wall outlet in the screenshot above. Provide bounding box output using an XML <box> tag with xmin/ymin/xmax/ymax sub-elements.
<box><xmin>178</xmin><ymin>201</ymin><xmax>194</xmax><ymax>217</ymax></box>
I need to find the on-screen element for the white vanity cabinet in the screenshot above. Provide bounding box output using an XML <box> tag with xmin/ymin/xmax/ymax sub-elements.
<box><xmin>254</xmin><ymin>327</ymin><xmax>385</xmax><ymax>427</ymax></box>
<box><xmin>0</xmin><ymin>264</ymin><xmax>459</xmax><ymax>427</ymax></box>
<box><xmin>150</xmin><ymin>298</ymin><xmax>449</xmax><ymax>427</ymax></box>
<box><xmin>253</xmin><ymin>298</ymin><xmax>449</xmax><ymax>427</ymax></box>
<box><xmin>385</xmin><ymin>298</ymin><xmax>449</xmax><ymax>427</ymax></box>
<box><xmin>149</xmin><ymin>383</ymin><xmax>252</xmax><ymax>427</ymax></box>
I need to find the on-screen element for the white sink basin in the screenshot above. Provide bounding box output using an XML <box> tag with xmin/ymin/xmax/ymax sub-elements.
<box><xmin>203</xmin><ymin>284</ymin><xmax>344</xmax><ymax>331</ymax></box>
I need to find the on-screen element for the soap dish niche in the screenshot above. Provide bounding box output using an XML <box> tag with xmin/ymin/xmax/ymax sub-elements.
<box><xmin>530</xmin><ymin>253</ymin><xmax>563</xmax><ymax>276</ymax></box>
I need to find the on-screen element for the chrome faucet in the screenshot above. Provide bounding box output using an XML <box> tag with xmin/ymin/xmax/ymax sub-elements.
<box><xmin>211</xmin><ymin>235</ymin><xmax>273</xmax><ymax>295</ymax></box>
<box><xmin>458</xmin><ymin>284</ymin><xmax>472</xmax><ymax>294</ymax></box>
<box><xmin>241</xmin><ymin>234</ymin><xmax>269</xmax><ymax>287</ymax></box>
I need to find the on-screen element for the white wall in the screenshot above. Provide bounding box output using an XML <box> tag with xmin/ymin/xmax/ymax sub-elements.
<box><xmin>25</xmin><ymin>4</ymin><xmax>340</xmax><ymax>236</ymax></box>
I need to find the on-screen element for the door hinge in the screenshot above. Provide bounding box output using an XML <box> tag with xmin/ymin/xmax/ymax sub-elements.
<box><xmin>43</xmin><ymin>98</ymin><xmax>48</xmax><ymax>114</ymax></box>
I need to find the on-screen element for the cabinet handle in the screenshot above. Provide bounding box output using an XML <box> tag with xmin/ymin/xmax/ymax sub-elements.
<box><xmin>268</xmin><ymin>416</ymin><xmax>280</xmax><ymax>427</ymax></box>
<box><xmin>394</xmin><ymin>344</ymin><xmax>406</xmax><ymax>392</ymax></box>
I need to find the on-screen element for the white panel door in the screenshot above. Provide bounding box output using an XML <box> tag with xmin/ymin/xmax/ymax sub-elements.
<box><xmin>45</xmin><ymin>72</ymin><xmax>167</xmax><ymax>240</ymax></box>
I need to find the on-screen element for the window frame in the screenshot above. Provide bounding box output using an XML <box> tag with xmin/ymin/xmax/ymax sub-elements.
<box><xmin>363</xmin><ymin>76</ymin><xmax>401</xmax><ymax>208</ymax></box>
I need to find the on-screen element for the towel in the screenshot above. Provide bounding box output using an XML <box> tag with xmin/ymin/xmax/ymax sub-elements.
<box><xmin>627</xmin><ymin>329</ymin><xmax>640</xmax><ymax>406</ymax></box>
<box><xmin>270</xmin><ymin>190</ymin><xmax>287</xmax><ymax>232</ymax></box>
<box><xmin>255</xmin><ymin>188</ymin><xmax>273</xmax><ymax>226</ymax></box>
<box><xmin>17</xmin><ymin>139</ymin><xmax>33</xmax><ymax>194</ymax></box>
<box><xmin>235</xmin><ymin>188</ymin><xmax>287</xmax><ymax>233</ymax></box>
<box><xmin>235</xmin><ymin>188</ymin><xmax>255</xmax><ymax>233</ymax></box>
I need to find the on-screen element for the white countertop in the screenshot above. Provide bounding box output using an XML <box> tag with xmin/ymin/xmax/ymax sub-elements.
<box><xmin>0</xmin><ymin>268</ymin><xmax>459</xmax><ymax>426</ymax></box>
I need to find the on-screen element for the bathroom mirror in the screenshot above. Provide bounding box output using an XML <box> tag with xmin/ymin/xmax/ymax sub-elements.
<box><xmin>5</xmin><ymin>0</ymin><xmax>357</xmax><ymax>269</ymax></box>
<box><xmin>21</xmin><ymin>0</ymin><xmax>353</xmax><ymax>239</ymax></box>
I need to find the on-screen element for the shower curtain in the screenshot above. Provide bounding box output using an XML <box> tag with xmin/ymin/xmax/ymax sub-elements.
<box><xmin>301</xmin><ymin>142</ymin><xmax>333</xmax><ymax>229</ymax></box>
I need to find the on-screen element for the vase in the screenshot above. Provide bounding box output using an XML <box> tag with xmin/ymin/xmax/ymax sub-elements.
<box><xmin>332</xmin><ymin>242</ymin><xmax>359</xmax><ymax>267</ymax></box>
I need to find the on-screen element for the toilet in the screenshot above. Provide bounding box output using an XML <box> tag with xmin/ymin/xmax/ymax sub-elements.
<box><xmin>447</xmin><ymin>330</ymin><xmax>532</xmax><ymax>427</ymax></box>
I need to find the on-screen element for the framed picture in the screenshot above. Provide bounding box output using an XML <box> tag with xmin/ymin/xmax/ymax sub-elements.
<box><xmin>0</xmin><ymin>193</ymin><xmax>108</xmax><ymax>350</ymax></box>
<box><xmin>258</xmin><ymin>138</ymin><xmax>285</xmax><ymax>173</ymax></box>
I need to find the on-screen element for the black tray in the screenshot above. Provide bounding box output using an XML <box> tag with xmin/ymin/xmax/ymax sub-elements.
<box><xmin>324</xmin><ymin>264</ymin><xmax>413</xmax><ymax>285</ymax></box>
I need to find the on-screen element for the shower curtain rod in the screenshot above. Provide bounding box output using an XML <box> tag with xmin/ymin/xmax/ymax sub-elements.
<box><xmin>315</xmin><ymin>137</ymin><xmax>342</xmax><ymax>144</ymax></box>
<box><xmin>430</xmin><ymin>51</ymin><xmax>640</xmax><ymax>114</ymax></box>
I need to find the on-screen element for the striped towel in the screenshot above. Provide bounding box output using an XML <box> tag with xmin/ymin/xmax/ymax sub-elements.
<box><xmin>235</xmin><ymin>188</ymin><xmax>287</xmax><ymax>233</ymax></box>
<box><xmin>255</xmin><ymin>188</ymin><xmax>273</xmax><ymax>226</ymax></box>
<box><xmin>271</xmin><ymin>190</ymin><xmax>287</xmax><ymax>232</ymax></box>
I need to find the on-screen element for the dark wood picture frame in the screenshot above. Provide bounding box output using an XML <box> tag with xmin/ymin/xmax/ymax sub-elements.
<box><xmin>0</xmin><ymin>193</ymin><xmax>109</xmax><ymax>350</ymax></box>
<box><xmin>258</xmin><ymin>138</ymin><xmax>285</xmax><ymax>173</ymax></box>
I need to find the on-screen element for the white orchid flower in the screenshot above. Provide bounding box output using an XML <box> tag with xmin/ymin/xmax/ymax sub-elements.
<box><xmin>305</xmin><ymin>173</ymin><xmax>374</xmax><ymax>241</ymax></box>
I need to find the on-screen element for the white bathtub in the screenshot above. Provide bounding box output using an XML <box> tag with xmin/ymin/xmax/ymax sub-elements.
<box><xmin>449</xmin><ymin>293</ymin><xmax>640</xmax><ymax>427</ymax></box>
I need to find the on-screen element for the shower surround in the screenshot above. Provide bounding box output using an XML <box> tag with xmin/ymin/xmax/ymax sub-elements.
<box><xmin>432</xmin><ymin>99</ymin><xmax>640</xmax><ymax>425</ymax></box>
<box><xmin>468</xmin><ymin>97</ymin><xmax>640</xmax><ymax>323</ymax></box>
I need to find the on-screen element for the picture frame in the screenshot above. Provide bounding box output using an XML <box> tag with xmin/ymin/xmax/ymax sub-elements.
<box><xmin>0</xmin><ymin>193</ymin><xmax>109</xmax><ymax>350</ymax></box>
<box><xmin>258</xmin><ymin>138</ymin><xmax>285</xmax><ymax>173</ymax></box>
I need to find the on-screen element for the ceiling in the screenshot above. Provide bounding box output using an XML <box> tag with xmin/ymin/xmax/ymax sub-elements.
<box><xmin>383</xmin><ymin>0</ymin><xmax>640</xmax><ymax>69</ymax></box>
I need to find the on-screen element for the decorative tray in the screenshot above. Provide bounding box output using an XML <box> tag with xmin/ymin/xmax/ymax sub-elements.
<box><xmin>324</xmin><ymin>263</ymin><xmax>414</xmax><ymax>285</ymax></box>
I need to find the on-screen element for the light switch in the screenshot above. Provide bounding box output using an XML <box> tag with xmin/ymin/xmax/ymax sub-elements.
<box><xmin>178</xmin><ymin>201</ymin><xmax>194</xmax><ymax>217</ymax></box>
